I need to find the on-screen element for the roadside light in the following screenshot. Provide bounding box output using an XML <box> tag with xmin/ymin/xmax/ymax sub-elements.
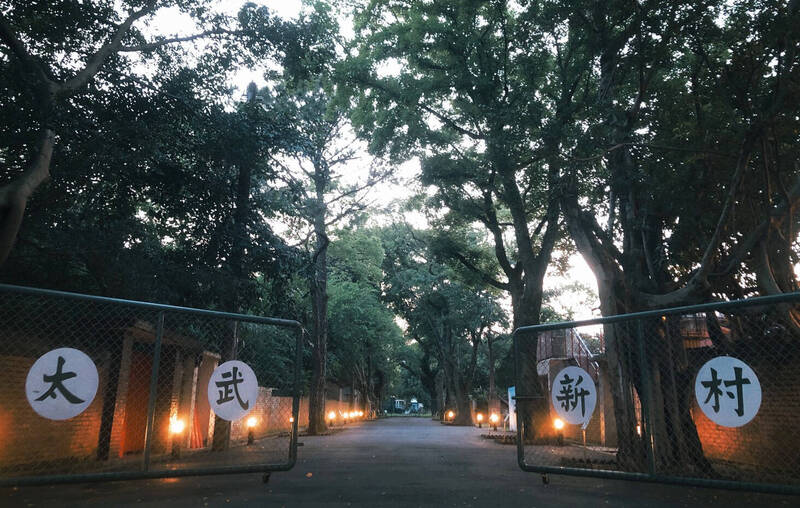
<box><xmin>289</xmin><ymin>416</ymin><xmax>295</xmax><ymax>423</ymax></box>
<box><xmin>169</xmin><ymin>415</ymin><xmax>184</xmax><ymax>458</ymax></box>
<box><xmin>476</xmin><ymin>413</ymin><xmax>484</xmax><ymax>428</ymax></box>
<box><xmin>490</xmin><ymin>413</ymin><xmax>499</xmax><ymax>431</ymax></box>
<box><xmin>636</xmin><ymin>424</ymin><xmax>642</xmax><ymax>436</ymax></box>
<box><xmin>447</xmin><ymin>410</ymin><xmax>455</xmax><ymax>421</ymax></box>
<box><xmin>554</xmin><ymin>418</ymin><xmax>565</xmax><ymax>446</ymax></box>
<box><xmin>247</xmin><ymin>417</ymin><xmax>257</xmax><ymax>445</ymax></box>
<box><xmin>169</xmin><ymin>415</ymin><xmax>185</xmax><ymax>434</ymax></box>
<box><xmin>359</xmin><ymin>411</ymin><xmax>364</xmax><ymax>417</ymax></box>
<box><xmin>328</xmin><ymin>410</ymin><xmax>336</xmax><ymax>420</ymax></box>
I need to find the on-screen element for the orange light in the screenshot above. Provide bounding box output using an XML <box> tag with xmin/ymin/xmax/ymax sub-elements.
<box><xmin>636</xmin><ymin>424</ymin><xmax>642</xmax><ymax>436</ymax></box>
<box><xmin>328</xmin><ymin>411</ymin><xmax>336</xmax><ymax>420</ymax></box>
<box><xmin>447</xmin><ymin>410</ymin><xmax>455</xmax><ymax>420</ymax></box>
<box><xmin>358</xmin><ymin>411</ymin><xmax>364</xmax><ymax>417</ymax></box>
<box><xmin>553</xmin><ymin>418</ymin><xmax>565</xmax><ymax>430</ymax></box>
<box><xmin>476</xmin><ymin>413</ymin><xmax>484</xmax><ymax>422</ymax></box>
<box><xmin>289</xmin><ymin>416</ymin><xmax>295</xmax><ymax>423</ymax></box>
<box><xmin>489</xmin><ymin>413</ymin><xmax>499</xmax><ymax>423</ymax></box>
<box><xmin>169</xmin><ymin>415</ymin><xmax>185</xmax><ymax>434</ymax></box>
<box><xmin>247</xmin><ymin>417</ymin><xmax>257</xmax><ymax>429</ymax></box>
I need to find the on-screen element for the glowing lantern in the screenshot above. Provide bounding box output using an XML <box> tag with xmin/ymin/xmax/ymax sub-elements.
<box><xmin>169</xmin><ymin>415</ymin><xmax>185</xmax><ymax>434</ymax></box>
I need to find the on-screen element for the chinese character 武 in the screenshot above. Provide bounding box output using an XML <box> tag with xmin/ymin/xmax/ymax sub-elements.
<box><xmin>215</xmin><ymin>366</ymin><xmax>250</xmax><ymax>410</ymax></box>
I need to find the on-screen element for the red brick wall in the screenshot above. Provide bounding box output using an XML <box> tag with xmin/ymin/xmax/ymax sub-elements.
<box><xmin>228</xmin><ymin>392</ymin><xmax>361</xmax><ymax>441</ymax></box>
<box><xmin>692</xmin><ymin>359</ymin><xmax>800</xmax><ymax>473</ymax></box>
<box><xmin>0</xmin><ymin>355</ymin><xmax>107</xmax><ymax>468</ymax></box>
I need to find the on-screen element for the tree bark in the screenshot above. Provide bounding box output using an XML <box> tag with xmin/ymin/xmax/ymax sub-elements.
<box><xmin>487</xmin><ymin>335</ymin><xmax>498</xmax><ymax>414</ymax></box>
<box><xmin>307</xmin><ymin>169</ymin><xmax>330</xmax><ymax>435</ymax></box>
<box><xmin>0</xmin><ymin>129</ymin><xmax>54</xmax><ymax>266</ymax></box>
<box><xmin>212</xmin><ymin>111</ymin><xmax>253</xmax><ymax>450</ymax></box>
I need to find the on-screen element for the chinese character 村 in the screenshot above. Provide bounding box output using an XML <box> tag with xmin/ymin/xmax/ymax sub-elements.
<box><xmin>701</xmin><ymin>366</ymin><xmax>751</xmax><ymax>417</ymax></box>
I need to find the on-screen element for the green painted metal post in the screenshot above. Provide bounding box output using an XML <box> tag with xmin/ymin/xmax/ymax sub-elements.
<box><xmin>635</xmin><ymin>319</ymin><xmax>657</xmax><ymax>477</ymax></box>
<box><xmin>142</xmin><ymin>311</ymin><xmax>165</xmax><ymax>472</ymax></box>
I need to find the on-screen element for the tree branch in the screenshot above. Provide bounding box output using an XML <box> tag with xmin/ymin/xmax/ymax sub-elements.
<box><xmin>61</xmin><ymin>4</ymin><xmax>157</xmax><ymax>93</ymax></box>
<box><xmin>0</xmin><ymin>129</ymin><xmax>55</xmax><ymax>265</ymax></box>
<box><xmin>449</xmin><ymin>250</ymin><xmax>510</xmax><ymax>291</ymax></box>
<box><xmin>118</xmin><ymin>29</ymin><xmax>243</xmax><ymax>52</ymax></box>
<box><xmin>0</xmin><ymin>14</ymin><xmax>57</xmax><ymax>89</ymax></box>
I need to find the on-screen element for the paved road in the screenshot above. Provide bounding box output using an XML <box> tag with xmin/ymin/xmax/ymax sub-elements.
<box><xmin>3</xmin><ymin>417</ymin><xmax>797</xmax><ymax>507</ymax></box>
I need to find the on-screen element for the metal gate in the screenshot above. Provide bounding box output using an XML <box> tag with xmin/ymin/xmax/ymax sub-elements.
<box><xmin>0</xmin><ymin>284</ymin><xmax>303</xmax><ymax>486</ymax></box>
<box><xmin>513</xmin><ymin>292</ymin><xmax>800</xmax><ymax>495</ymax></box>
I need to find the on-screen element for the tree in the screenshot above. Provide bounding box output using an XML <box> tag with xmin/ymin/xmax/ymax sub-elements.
<box><xmin>345</xmin><ymin>0</ymin><xmax>587</xmax><ymax>439</ymax></box>
<box><xmin>271</xmin><ymin>74</ymin><xmax>392</xmax><ymax>433</ymax></box>
<box><xmin>549</xmin><ymin>0</ymin><xmax>800</xmax><ymax>472</ymax></box>
<box><xmin>0</xmin><ymin>0</ymin><xmax>297</xmax><ymax>267</ymax></box>
<box><xmin>327</xmin><ymin>228</ymin><xmax>405</xmax><ymax>416</ymax></box>
<box><xmin>380</xmin><ymin>223</ymin><xmax>507</xmax><ymax>425</ymax></box>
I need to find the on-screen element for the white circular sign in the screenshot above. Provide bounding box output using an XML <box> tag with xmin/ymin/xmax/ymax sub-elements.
<box><xmin>551</xmin><ymin>366</ymin><xmax>597</xmax><ymax>429</ymax></box>
<box><xmin>207</xmin><ymin>360</ymin><xmax>259</xmax><ymax>421</ymax></box>
<box><xmin>25</xmin><ymin>347</ymin><xmax>99</xmax><ymax>420</ymax></box>
<box><xmin>694</xmin><ymin>356</ymin><xmax>761</xmax><ymax>427</ymax></box>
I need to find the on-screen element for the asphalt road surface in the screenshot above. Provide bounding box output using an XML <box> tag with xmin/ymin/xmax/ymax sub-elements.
<box><xmin>2</xmin><ymin>417</ymin><xmax>797</xmax><ymax>507</ymax></box>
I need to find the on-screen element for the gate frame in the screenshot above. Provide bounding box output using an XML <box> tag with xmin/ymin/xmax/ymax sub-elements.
<box><xmin>0</xmin><ymin>284</ymin><xmax>304</xmax><ymax>487</ymax></box>
<box><xmin>513</xmin><ymin>291</ymin><xmax>800</xmax><ymax>496</ymax></box>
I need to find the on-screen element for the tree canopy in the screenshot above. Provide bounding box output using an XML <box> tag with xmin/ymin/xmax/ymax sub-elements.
<box><xmin>1</xmin><ymin>0</ymin><xmax>799</xmax><ymax>476</ymax></box>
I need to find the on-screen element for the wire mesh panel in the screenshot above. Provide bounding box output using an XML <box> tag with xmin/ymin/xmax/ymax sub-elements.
<box><xmin>0</xmin><ymin>285</ymin><xmax>302</xmax><ymax>486</ymax></box>
<box><xmin>513</xmin><ymin>293</ymin><xmax>800</xmax><ymax>495</ymax></box>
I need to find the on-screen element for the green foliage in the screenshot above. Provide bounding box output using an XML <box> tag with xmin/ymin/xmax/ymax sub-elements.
<box><xmin>326</xmin><ymin>227</ymin><xmax>406</xmax><ymax>402</ymax></box>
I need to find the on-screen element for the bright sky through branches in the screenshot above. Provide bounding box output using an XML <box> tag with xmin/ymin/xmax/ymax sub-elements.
<box><xmin>148</xmin><ymin>0</ymin><xmax>600</xmax><ymax>324</ymax></box>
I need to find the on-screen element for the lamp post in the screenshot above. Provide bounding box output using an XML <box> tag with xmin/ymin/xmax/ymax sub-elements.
<box><xmin>169</xmin><ymin>415</ymin><xmax>185</xmax><ymax>458</ymax></box>
<box><xmin>247</xmin><ymin>417</ymin><xmax>257</xmax><ymax>445</ymax></box>
<box><xmin>554</xmin><ymin>418</ymin><xmax>565</xmax><ymax>446</ymax></box>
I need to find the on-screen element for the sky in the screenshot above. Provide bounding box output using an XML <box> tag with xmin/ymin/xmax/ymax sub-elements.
<box><xmin>146</xmin><ymin>0</ymin><xmax>601</xmax><ymax>323</ymax></box>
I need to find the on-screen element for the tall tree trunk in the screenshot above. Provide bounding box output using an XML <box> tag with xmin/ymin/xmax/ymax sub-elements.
<box><xmin>563</xmin><ymin>190</ymin><xmax>713</xmax><ymax>473</ymax></box>
<box><xmin>512</xmin><ymin>286</ymin><xmax>552</xmax><ymax>442</ymax></box>
<box><xmin>487</xmin><ymin>335</ymin><xmax>498</xmax><ymax>414</ymax></box>
<box><xmin>0</xmin><ymin>128</ymin><xmax>55</xmax><ymax>266</ymax></box>
<box><xmin>435</xmin><ymin>369</ymin><xmax>446</xmax><ymax>420</ymax></box>
<box><xmin>307</xmin><ymin>173</ymin><xmax>329</xmax><ymax>435</ymax></box>
<box><xmin>212</xmin><ymin>114</ymin><xmax>253</xmax><ymax>450</ymax></box>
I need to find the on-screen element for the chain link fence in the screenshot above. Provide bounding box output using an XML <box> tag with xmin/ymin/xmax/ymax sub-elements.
<box><xmin>0</xmin><ymin>284</ymin><xmax>302</xmax><ymax>486</ymax></box>
<box><xmin>513</xmin><ymin>292</ymin><xmax>800</xmax><ymax>495</ymax></box>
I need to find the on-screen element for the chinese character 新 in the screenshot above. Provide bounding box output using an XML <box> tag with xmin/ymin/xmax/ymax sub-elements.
<box><xmin>555</xmin><ymin>372</ymin><xmax>590</xmax><ymax>417</ymax></box>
